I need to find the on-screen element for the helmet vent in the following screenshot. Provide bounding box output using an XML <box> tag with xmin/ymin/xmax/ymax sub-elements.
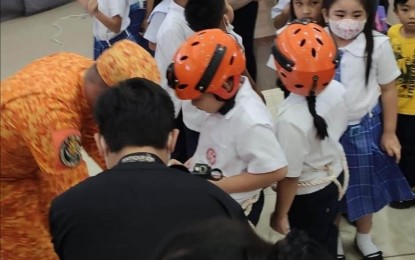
<box><xmin>316</xmin><ymin>38</ymin><xmax>323</xmax><ymax>45</ymax></box>
<box><xmin>294</xmin><ymin>28</ymin><xmax>301</xmax><ymax>34</ymax></box>
<box><xmin>295</xmin><ymin>84</ymin><xmax>304</xmax><ymax>88</ymax></box>
<box><xmin>311</xmin><ymin>48</ymin><xmax>316</xmax><ymax>57</ymax></box>
<box><xmin>323</xmin><ymin>82</ymin><xmax>329</xmax><ymax>86</ymax></box>
<box><xmin>300</xmin><ymin>39</ymin><xmax>306</xmax><ymax>47</ymax></box>
<box><xmin>191</xmin><ymin>41</ymin><xmax>200</xmax><ymax>46</ymax></box>
<box><xmin>313</xmin><ymin>27</ymin><xmax>322</xmax><ymax>32</ymax></box>
<box><xmin>229</xmin><ymin>56</ymin><xmax>234</xmax><ymax>65</ymax></box>
<box><xmin>177</xmin><ymin>84</ymin><xmax>188</xmax><ymax>89</ymax></box>
<box><xmin>180</xmin><ymin>55</ymin><xmax>188</xmax><ymax>61</ymax></box>
<box><xmin>281</xmin><ymin>72</ymin><xmax>287</xmax><ymax>78</ymax></box>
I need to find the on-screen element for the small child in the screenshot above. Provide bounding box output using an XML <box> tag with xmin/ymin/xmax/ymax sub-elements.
<box><xmin>322</xmin><ymin>0</ymin><xmax>413</xmax><ymax>258</ymax></box>
<box><xmin>167</xmin><ymin>29</ymin><xmax>288</xmax><ymax>225</ymax></box>
<box><xmin>184</xmin><ymin>0</ymin><xmax>264</xmax><ymax>102</ymax></box>
<box><xmin>270</xmin><ymin>20</ymin><xmax>348</xmax><ymax>258</ymax></box>
<box><xmin>87</xmin><ymin>0</ymin><xmax>138</xmax><ymax>59</ymax></box>
<box><xmin>387</xmin><ymin>0</ymin><xmax>415</xmax><ymax>209</ymax></box>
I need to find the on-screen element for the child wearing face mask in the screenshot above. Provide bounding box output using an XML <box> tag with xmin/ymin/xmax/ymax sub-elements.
<box><xmin>322</xmin><ymin>0</ymin><xmax>414</xmax><ymax>259</ymax></box>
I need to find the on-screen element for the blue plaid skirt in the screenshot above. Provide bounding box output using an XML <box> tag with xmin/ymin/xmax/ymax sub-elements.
<box><xmin>340</xmin><ymin>103</ymin><xmax>413</xmax><ymax>221</ymax></box>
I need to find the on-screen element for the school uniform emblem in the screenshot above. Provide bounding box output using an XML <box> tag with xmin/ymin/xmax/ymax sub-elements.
<box><xmin>206</xmin><ymin>148</ymin><xmax>217</xmax><ymax>166</ymax></box>
<box><xmin>59</xmin><ymin>135</ymin><xmax>82</xmax><ymax>167</ymax></box>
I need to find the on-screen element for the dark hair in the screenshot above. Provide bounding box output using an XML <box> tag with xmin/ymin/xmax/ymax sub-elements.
<box><xmin>94</xmin><ymin>77</ymin><xmax>175</xmax><ymax>152</ymax></box>
<box><xmin>289</xmin><ymin>0</ymin><xmax>326</xmax><ymax>27</ymax></box>
<box><xmin>307</xmin><ymin>94</ymin><xmax>329</xmax><ymax>140</ymax></box>
<box><xmin>323</xmin><ymin>0</ymin><xmax>375</xmax><ymax>85</ymax></box>
<box><xmin>275</xmin><ymin>80</ymin><xmax>328</xmax><ymax>140</ymax></box>
<box><xmin>151</xmin><ymin>218</ymin><xmax>333</xmax><ymax>260</ymax></box>
<box><xmin>274</xmin><ymin>229</ymin><xmax>334</xmax><ymax>260</ymax></box>
<box><xmin>394</xmin><ymin>0</ymin><xmax>409</xmax><ymax>8</ymax></box>
<box><xmin>185</xmin><ymin>0</ymin><xmax>226</xmax><ymax>31</ymax></box>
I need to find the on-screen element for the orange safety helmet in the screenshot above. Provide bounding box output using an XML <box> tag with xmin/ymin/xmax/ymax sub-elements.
<box><xmin>272</xmin><ymin>19</ymin><xmax>339</xmax><ymax>96</ymax></box>
<box><xmin>167</xmin><ymin>29</ymin><xmax>246</xmax><ymax>100</ymax></box>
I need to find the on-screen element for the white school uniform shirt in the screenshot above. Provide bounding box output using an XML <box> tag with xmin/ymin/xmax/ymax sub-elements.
<box><xmin>143</xmin><ymin>0</ymin><xmax>171</xmax><ymax>43</ymax></box>
<box><xmin>155</xmin><ymin>1</ymin><xmax>208</xmax><ymax>131</ymax></box>
<box><xmin>270</xmin><ymin>0</ymin><xmax>290</xmax><ymax>19</ymax></box>
<box><xmin>190</xmin><ymin>77</ymin><xmax>288</xmax><ymax>203</ymax></box>
<box><xmin>275</xmin><ymin>80</ymin><xmax>348</xmax><ymax>195</ymax></box>
<box><xmin>93</xmin><ymin>0</ymin><xmax>131</xmax><ymax>41</ymax></box>
<box><xmin>336</xmin><ymin>31</ymin><xmax>401</xmax><ymax>124</ymax></box>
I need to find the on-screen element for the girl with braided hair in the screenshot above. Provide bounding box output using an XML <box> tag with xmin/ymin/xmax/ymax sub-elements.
<box><xmin>269</xmin><ymin>19</ymin><xmax>349</xmax><ymax>259</ymax></box>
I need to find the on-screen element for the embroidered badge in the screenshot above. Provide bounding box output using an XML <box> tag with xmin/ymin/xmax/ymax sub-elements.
<box><xmin>206</xmin><ymin>148</ymin><xmax>217</xmax><ymax>166</ymax></box>
<box><xmin>59</xmin><ymin>135</ymin><xmax>82</xmax><ymax>167</ymax></box>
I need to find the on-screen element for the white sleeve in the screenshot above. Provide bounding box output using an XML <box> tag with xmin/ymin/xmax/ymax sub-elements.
<box><xmin>376</xmin><ymin>39</ymin><xmax>401</xmax><ymax>85</ymax></box>
<box><xmin>144</xmin><ymin>12</ymin><xmax>167</xmax><ymax>43</ymax></box>
<box><xmin>275</xmin><ymin>119</ymin><xmax>309</xmax><ymax>178</ymax></box>
<box><xmin>236</xmin><ymin>124</ymin><xmax>287</xmax><ymax>174</ymax></box>
<box><xmin>271</xmin><ymin>0</ymin><xmax>290</xmax><ymax>19</ymax></box>
<box><xmin>102</xmin><ymin>0</ymin><xmax>126</xmax><ymax>17</ymax></box>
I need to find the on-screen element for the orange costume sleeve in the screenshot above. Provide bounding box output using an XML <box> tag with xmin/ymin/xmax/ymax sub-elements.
<box><xmin>9</xmin><ymin>95</ymin><xmax>89</xmax><ymax>216</ymax></box>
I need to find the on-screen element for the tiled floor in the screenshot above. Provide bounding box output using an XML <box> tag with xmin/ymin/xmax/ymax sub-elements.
<box><xmin>1</xmin><ymin>2</ymin><xmax>414</xmax><ymax>259</ymax></box>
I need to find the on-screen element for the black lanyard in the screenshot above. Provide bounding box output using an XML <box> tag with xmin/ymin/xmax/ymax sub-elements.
<box><xmin>118</xmin><ymin>152</ymin><xmax>164</xmax><ymax>165</ymax></box>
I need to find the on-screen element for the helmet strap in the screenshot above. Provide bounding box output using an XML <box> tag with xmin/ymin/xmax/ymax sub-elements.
<box><xmin>215</xmin><ymin>94</ymin><xmax>236</xmax><ymax>115</ymax></box>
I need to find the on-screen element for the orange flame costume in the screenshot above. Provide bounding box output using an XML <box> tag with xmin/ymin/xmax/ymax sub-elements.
<box><xmin>0</xmin><ymin>40</ymin><xmax>160</xmax><ymax>259</ymax></box>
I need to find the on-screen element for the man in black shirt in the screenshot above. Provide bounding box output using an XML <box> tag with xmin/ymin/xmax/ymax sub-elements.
<box><xmin>49</xmin><ymin>78</ymin><xmax>246</xmax><ymax>260</ymax></box>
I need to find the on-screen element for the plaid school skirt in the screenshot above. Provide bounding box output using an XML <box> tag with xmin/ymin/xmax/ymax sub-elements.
<box><xmin>340</xmin><ymin>103</ymin><xmax>413</xmax><ymax>222</ymax></box>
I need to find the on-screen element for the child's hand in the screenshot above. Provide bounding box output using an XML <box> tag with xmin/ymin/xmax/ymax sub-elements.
<box><xmin>87</xmin><ymin>0</ymin><xmax>98</xmax><ymax>16</ymax></box>
<box><xmin>270</xmin><ymin>212</ymin><xmax>290</xmax><ymax>235</ymax></box>
<box><xmin>381</xmin><ymin>132</ymin><xmax>401</xmax><ymax>163</ymax></box>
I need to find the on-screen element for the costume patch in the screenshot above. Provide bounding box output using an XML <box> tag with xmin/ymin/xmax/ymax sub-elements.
<box><xmin>53</xmin><ymin>129</ymin><xmax>82</xmax><ymax>169</ymax></box>
<box><xmin>60</xmin><ymin>135</ymin><xmax>82</xmax><ymax>167</ymax></box>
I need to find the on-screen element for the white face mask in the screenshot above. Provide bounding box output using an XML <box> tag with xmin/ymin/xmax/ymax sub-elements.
<box><xmin>328</xmin><ymin>19</ymin><xmax>366</xmax><ymax>40</ymax></box>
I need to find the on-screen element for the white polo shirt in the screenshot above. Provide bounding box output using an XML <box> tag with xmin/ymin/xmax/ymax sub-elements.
<box><xmin>275</xmin><ymin>80</ymin><xmax>348</xmax><ymax>195</ymax></box>
<box><xmin>336</xmin><ymin>31</ymin><xmax>401</xmax><ymax>124</ymax></box>
<box><xmin>190</xmin><ymin>77</ymin><xmax>288</xmax><ymax>203</ymax></box>
<box><xmin>93</xmin><ymin>0</ymin><xmax>131</xmax><ymax>41</ymax></box>
<box><xmin>271</xmin><ymin>0</ymin><xmax>290</xmax><ymax>19</ymax></box>
<box><xmin>143</xmin><ymin>0</ymin><xmax>171</xmax><ymax>43</ymax></box>
<box><xmin>154</xmin><ymin>1</ymin><xmax>208</xmax><ymax>131</ymax></box>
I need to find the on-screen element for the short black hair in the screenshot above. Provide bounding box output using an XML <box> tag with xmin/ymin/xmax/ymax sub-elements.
<box><xmin>152</xmin><ymin>218</ymin><xmax>272</xmax><ymax>260</ymax></box>
<box><xmin>94</xmin><ymin>77</ymin><xmax>175</xmax><ymax>152</ymax></box>
<box><xmin>185</xmin><ymin>0</ymin><xmax>226</xmax><ymax>32</ymax></box>
<box><xmin>394</xmin><ymin>0</ymin><xmax>409</xmax><ymax>8</ymax></box>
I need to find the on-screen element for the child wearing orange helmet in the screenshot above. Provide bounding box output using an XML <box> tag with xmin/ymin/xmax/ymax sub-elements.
<box><xmin>167</xmin><ymin>29</ymin><xmax>288</xmax><ymax>225</ymax></box>
<box><xmin>269</xmin><ymin>20</ymin><xmax>349</xmax><ymax>258</ymax></box>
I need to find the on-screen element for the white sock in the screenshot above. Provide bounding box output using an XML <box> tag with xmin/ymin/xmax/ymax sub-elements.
<box><xmin>337</xmin><ymin>235</ymin><xmax>344</xmax><ymax>255</ymax></box>
<box><xmin>356</xmin><ymin>232</ymin><xmax>380</xmax><ymax>256</ymax></box>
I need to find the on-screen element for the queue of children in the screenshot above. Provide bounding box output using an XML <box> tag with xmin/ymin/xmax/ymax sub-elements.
<box><xmin>3</xmin><ymin>0</ymin><xmax>413</xmax><ymax>259</ymax></box>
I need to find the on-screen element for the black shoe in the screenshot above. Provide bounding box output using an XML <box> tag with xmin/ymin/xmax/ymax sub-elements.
<box><xmin>389</xmin><ymin>199</ymin><xmax>415</xmax><ymax>209</ymax></box>
<box><xmin>362</xmin><ymin>251</ymin><xmax>383</xmax><ymax>260</ymax></box>
<box><xmin>354</xmin><ymin>239</ymin><xmax>383</xmax><ymax>260</ymax></box>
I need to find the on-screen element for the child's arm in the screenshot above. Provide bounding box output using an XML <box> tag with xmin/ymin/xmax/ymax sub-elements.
<box><xmin>210</xmin><ymin>167</ymin><xmax>287</xmax><ymax>193</ymax></box>
<box><xmin>88</xmin><ymin>0</ymin><xmax>123</xmax><ymax>33</ymax></box>
<box><xmin>273</xmin><ymin>4</ymin><xmax>290</xmax><ymax>30</ymax></box>
<box><xmin>380</xmin><ymin>81</ymin><xmax>401</xmax><ymax>162</ymax></box>
<box><xmin>270</xmin><ymin>177</ymin><xmax>298</xmax><ymax>235</ymax></box>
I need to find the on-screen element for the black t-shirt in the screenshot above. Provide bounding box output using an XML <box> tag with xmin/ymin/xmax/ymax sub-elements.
<box><xmin>49</xmin><ymin>161</ymin><xmax>246</xmax><ymax>260</ymax></box>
